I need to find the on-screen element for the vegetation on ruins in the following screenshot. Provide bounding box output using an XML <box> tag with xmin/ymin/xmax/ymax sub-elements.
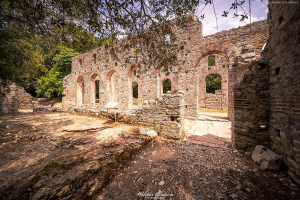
<box><xmin>163</xmin><ymin>79</ymin><xmax>172</xmax><ymax>94</ymax></box>
<box><xmin>0</xmin><ymin>0</ymin><xmax>256</xmax><ymax>97</ymax></box>
<box><xmin>36</xmin><ymin>48</ymin><xmax>80</xmax><ymax>98</ymax></box>
<box><xmin>205</xmin><ymin>74</ymin><xmax>221</xmax><ymax>94</ymax></box>
<box><xmin>132</xmin><ymin>82</ymin><xmax>138</xmax><ymax>98</ymax></box>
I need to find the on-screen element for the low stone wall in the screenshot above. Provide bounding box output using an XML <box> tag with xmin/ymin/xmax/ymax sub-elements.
<box><xmin>67</xmin><ymin>92</ymin><xmax>185</xmax><ymax>139</ymax></box>
<box><xmin>33</xmin><ymin>98</ymin><xmax>62</xmax><ymax>112</ymax></box>
<box><xmin>232</xmin><ymin>60</ymin><xmax>270</xmax><ymax>152</ymax></box>
<box><xmin>205</xmin><ymin>90</ymin><xmax>223</xmax><ymax>109</ymax></box>
<box><xmin>0</xmin><ymin>78</ymin><xmax>33</xmax><ymax>114</ymax></box>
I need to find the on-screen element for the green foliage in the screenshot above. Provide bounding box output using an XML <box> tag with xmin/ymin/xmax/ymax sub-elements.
<box><xmin>206</xmin><ymin>74</ymin><xmax>221</xmax><ymax>94</ymax></box>
<box><xmin>36</xmin><ymin>48</ymin><xmax>80</xmax><ymax>98</ymax></box>
<box><xmin>208</xmin><ymin>56</ymin><xmax>215</xmax><ymax>66</ymax></box>
<box><xmin>132</xmin><ymin>82</ymin><xmax>138</xmax><ymax>98</ymax></box>
<box><xmin>163</xmin><ymin>79</ymin><xmax>172</xmax><ymax>94</ymax></box>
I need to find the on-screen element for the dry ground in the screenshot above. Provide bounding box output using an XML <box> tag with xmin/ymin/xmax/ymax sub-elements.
<box><xmin>0</xmin><ymin>112</ymin><xmax>299</xmax><ymax>200</ymax></box>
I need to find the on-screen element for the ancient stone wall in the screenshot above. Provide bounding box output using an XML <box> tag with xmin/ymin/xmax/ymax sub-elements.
<box><xmin>126</xmin><ymin>91</ymin><xmax>185</xmax><ymax>139</ymax></box>
<box><xmin>231</xmin><ymin>2</ymin><xmax>300</xmax><ymax>185</ymax></box>
<box><xmin>67</xmin><ymin>92</ymin><xmax>185</xmax><ymax>139</ymax></box>
<box><xmin>0</xmin><ymin>78</ymin><xmax>33</xmax><ymax>114</ymax></box>
<box><xmin>231</xmin><ymin>61</ymin><xmax>270</xmax><ymax>151</ymax></box>
<box><xmin>266</xmin><ymin>2</ymin><xmax>300</xmax><ymax>185</ymax></box>
<box><xmin>62</xmin><ymin>19</ymin><xmax>268</xmax><ymax>118</ymax></box>
<box><xmin>205</xmin><ymin>90</ymin><xmax>224</xmax><ymax>109</ymax></box>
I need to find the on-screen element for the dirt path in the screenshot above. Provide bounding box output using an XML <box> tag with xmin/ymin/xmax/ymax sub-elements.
<box><xmin>100</xmin><ymin>141</ymin><xmax>300</xmax><ymax>200</ymax></box>
<box><xmin>0</xmin><ymin>112</ymin><xmax>299</xmax><ymax>200</ymax></box>
<box><xmin>0</xmin><ymin>112</ymin><xmax>150</xmax><ymax>199</ymax></box>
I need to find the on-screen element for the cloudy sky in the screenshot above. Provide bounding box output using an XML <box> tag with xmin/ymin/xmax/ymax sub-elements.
<box><xmin>196</xmin><ymin>0</ymin><xmax>269</xmax><ymax>36</ymax></box>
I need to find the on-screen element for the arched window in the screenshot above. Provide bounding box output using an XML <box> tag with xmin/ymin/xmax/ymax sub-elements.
<box><xmin>205</xmin><ymin>74</ymin><xmax>221</xmax><ymax>94</ymax></box>
<box><xmin>78</xmin><ymin>58</ymin><xmax>83</xmax><ymax>66</ymax></box>
<box><xmin>77</xmin><ymin>76</ymin><xmax>84</xmax><ymax>105</ymax></box>
<box><xmin>132</xmin><ymin>82</ymin><xmax>138</xmax><ymax>98</ymax></box>
<box><xmin>93</xmin><ymin>53</ymin><xmax>96</xmax><ymax>65</ymax></box>
<box><xmin>208</xmin><ymin>55</ymin><xmax>215</xmax><ymax>66</ymax></box>
<box><xmin>95</xmin><ymin>80</ymin><xmax>99</xmax><ymax>103</ymax></box>
<box><xmin>163</xmin><ymin>79</ymin><xmax>171</xmax><ymax>94</ymax></box>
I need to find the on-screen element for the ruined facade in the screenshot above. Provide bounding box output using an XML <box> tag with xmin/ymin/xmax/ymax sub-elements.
<box><xmin>0</xmin><ymin>78</ymin><xmax>33</xmax><ymax>114</ymax></box>
<box><xmin>62</xmin><ymin>19</ymin><xmax>269</xmax><ymax>117</ymax></box>
<box><xmin>231</xmin><ymin>3</ymin><xmax>300</xmax><ymax>184</ymax></box>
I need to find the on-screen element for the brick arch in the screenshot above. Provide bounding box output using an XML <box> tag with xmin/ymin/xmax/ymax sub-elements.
<box><xmin>195</xmin><ymin>42</ymin><xmax>239</xmax><ymax>67</ymax></box>
<box><xmin>128</xmin><ymin>65</ymin><xmax>139</xmax><ymax>77</ymax></box>
<box><xmin>107</xmin><ymin>69</ymin><xmax>117</xmax><ymax>80</ymax></box>
<box><xmin>90</xmin><ymin>73</ymin><xmax>100</xmax><ymax>104</ymax></box>
<box><xmin>76</xmin><ymin>75</ymin><xmax>84</xmax><ymax>105</ymax></box>
<box><xmin>106</xmin><ymin>69</ymin><xmax>120</xmax><ymax>103</ymax></box>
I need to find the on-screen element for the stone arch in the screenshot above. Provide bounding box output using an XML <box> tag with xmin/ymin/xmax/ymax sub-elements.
<box><xmin>162</xmin><ymin>78</ymin><xmax>172</xmax><ymax>94</ymax></box>
<box><xmin>77</xmin><ymin>75</ymin><xmax>84</xmax><ymax>105</ymax></box>
<box><xmin>107</xmin><ymin>69</ymin><xmax>120</xmax><ymax>102</ymax></box>
<box><xmin>128</xmin><ymin>65</ymin><xmax>142</xmax><ymax>107</ymax></box>
<box><xmin>198</xmin><ymin>52</ymin><xmax>229</xmax><ymax>110</ymax></box>
<box><xmin>128</xmin><ymin>65</ymin><xmax>139</xmax><ymax>77</ymax></box>
<box><xmin>132</xmin><ymin>81</ymin><xmax>139</xmax><ymax>105</ymax></box>
<box><xmin>194</xmin><ymin>41</ymin><xmax>238</xmax><ymax>67</ymax></box>
<box><xmin>158</xmin><ymin>65</ymin><xmax>178</xmax><ymax>96</ymax></box>
<box><xmin>91</xmin><ymin>73</ymin><xmax>100</xmax><ymax>104</ymax></box>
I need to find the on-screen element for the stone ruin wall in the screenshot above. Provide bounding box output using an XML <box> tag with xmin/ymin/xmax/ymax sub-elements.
<box><xmin>67</xmin><ymin>92</ymin><xmax>185</xmax><ymax>139</ymax></box>
<box><xmin>0</xmin><ymin>78</ymin><xmax>33</xmax><ymax>114</ymax></box>
<box><xmin>205</xmin><ymin>90</ymin><xmax>224</xmax><ymax>109</ymax></box>
<box><xmin>267</xmin><ymin>3</ymin><xmax>300</xmax><ymax>185</ymax></box>
<box><xmin>232</xmin><ymin>3</ymin><xmax>300</xmax><ymax>184</ymax></box>
<box><xmin>231</xmin><ymin>60</ymin><xmax>270</xmax><ymax>151</ymax></box>
<box><xmin>62</xmin><ymin>19</ymin><xmax>269</xmax><ymax>119</ymax></box>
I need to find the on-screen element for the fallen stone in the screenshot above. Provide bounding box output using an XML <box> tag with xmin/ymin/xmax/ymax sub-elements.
<box><xmin>159</xmin><ymin>181</ymin><xmax>165</xmax><ymax>186</ymax></box>
<box><xmin>145</xmin><ymin>130</ymin><xmax>157</xmax><ymax>138</ymax></box>
<box><xmin>252</xmin><ymin>145</ymin><xmax>282</xmax><ymax>171</ymax></box>
<box><xmin>138</xmin><ymin>127</ymin><xmax>145</xmax><ymax>135</ymax></box>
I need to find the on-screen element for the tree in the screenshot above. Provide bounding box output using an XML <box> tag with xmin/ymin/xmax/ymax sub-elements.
<box><xmin>132</xmin><ymin>82</ymin><xmax>138</xmax><ymax>98</ymax></box>
<box><xmin>0</xmin><ymin>0</ymin><xmax>257</xmax><ymax>95</ymax></box>
<box><xmin>1</xmin><ymin>0</ymin><xmax>254</xmax><ymax>72</ymax></box>
<box><xmin>163</xmin><ymin>79</ymin><xmax>172</xmax><ymax>94</ymax></box>
<box><xmin>36</xmin><ymin>48</ymin><xmax>80</xmax><ymax>98</ymax></box>
<box><xmin>206</xmin><ymin>74</ymin><xmax>221</xmax><ymax>94</ymax></box>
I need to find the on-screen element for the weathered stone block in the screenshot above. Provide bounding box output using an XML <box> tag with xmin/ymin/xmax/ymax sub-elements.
<box><xmin>252</xmin><ymin>145</ymin><xmax>282</xmax><ymax>171</ymax></box>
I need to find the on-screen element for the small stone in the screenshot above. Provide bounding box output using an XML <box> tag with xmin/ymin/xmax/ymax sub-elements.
<box><xmin>6</xmin><ymin>126</ymin><xmax>9</xmax><ymax>129</ymax></box>
<box><xmin>159</xmin><ymin>181</ymin><xmax>165</xmax><ymax>186</ymax></box>
<box><xmin>236</xmin><ymin>184</ymin><xmax>242</xmax><ymax>190</ymax></box>
<box><xmin>246</xmin><ymin>188</ymin><xmax>251</xmax><ymax>192</ymax></box>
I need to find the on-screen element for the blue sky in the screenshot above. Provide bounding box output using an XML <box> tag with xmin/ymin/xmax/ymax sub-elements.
<box><xmin>196</xmin><ymin>0</ymin><xmax>269</xmax><ymax>36</ymax></box>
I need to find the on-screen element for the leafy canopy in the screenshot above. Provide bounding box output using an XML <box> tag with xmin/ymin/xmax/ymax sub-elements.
<box><xmin>206</xmin><ymin>74</ymin><xmax>221</xmax><ymax>94</ymax></box>
<box><xmin>36</xmin><ymin>48</ymin><xmax>80</xmax><ymax>98</ymax></box>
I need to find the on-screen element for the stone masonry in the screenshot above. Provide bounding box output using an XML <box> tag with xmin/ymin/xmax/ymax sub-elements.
<box><xmin>62</xmin><ymin>19</ymin><xmax>269</xmax><ymax>119</ymax></box>
<box><xmin>67</xmin><ymin>91</ymin><xmax>185</xmax><ymax>139</ymax></box>
<box><xmin>231</xmin><ymin>2</ymin><xmax>300</xmax><ymax>185</ymax></box>
<box><xmin>0</xmin><ymin>78</ymin><xmax>33</xmax><ymax>114</ymax></box>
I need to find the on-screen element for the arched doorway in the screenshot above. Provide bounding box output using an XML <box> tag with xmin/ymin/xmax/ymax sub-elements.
<box><xmin>77</xmin><ymin>76</ymin><xmax>84</xmax><ymax>105</ymax></box>
<box><xmin>107</xmin><ymin>70</ymin><xmax>120</xmax><ymax>103</ymax></box>
<box><xmin>162</xmin><ymin>79</ymin><xmax>171</xmax><ymax>94</ymax></box>
<box><xmin>205</xmin><ymin>74</ymin><xmax>221</xmax><ymax>94</ymax></box>
<box><xmin>91</xmin><ymin>73</ymin><xmax>100</xmax><ymax>104</ymax></box>
<box><xmin>132</xmin><ymin>81</ymin><xmax>138</xmax><ymax>105</ymax></box>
